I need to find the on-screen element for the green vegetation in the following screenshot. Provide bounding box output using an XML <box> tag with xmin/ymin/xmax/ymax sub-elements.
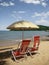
<box><xmin>37</xmin><ymin>25</ymin><xmax>49</xmax><ymax>31</ymax></box>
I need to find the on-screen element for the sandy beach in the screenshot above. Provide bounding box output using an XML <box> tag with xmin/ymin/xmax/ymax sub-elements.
<box><xmin>0</xmin><ymin>36</ymin><xmax>49</xmax><ymax>65</ymax></box>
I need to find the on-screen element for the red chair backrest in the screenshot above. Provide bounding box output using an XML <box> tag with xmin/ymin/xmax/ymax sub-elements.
<box><xmin>20</xmin><ymin>40</ymin><xmax>31</xmax><ymax>52</ymax></box>
<box><xmin>33</xmin><ymin>36</ymin><xmax>40</xmax><ymax>49</ymax></box>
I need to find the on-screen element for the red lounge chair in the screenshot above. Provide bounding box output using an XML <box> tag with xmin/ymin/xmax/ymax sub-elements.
<box><xmin>11</xmin><ymin>40</ymin><xmax>31</xmax><ymax>61</ymax></box>
<box><xmin>28</xmin><ymin>36</ymin><xmax>40</xmax><ymax>54</ymax></box>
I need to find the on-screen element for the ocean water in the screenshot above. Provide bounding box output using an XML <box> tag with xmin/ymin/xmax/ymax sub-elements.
<box><xmin>0</xmin><ymin>31</ymin><xmax>49</xmax><ymax>40</ymax></box>
<box><xmin>0</xmin><ymin>31</ymin><xmax>49</xmax><ymax>46</ymax></box>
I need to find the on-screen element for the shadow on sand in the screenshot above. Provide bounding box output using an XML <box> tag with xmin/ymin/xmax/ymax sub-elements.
<box><xmin>0</xmin><ymin>60</ymin><xmax>7</xmax><ymax>65</ymax></box>
<box><xmin>0</xmin><ymin>51</ymin><xmax>12</xmax><ymax>65</ymax></box>
<box><xmin>0</xmin><ymin>51</ymin><xmax>11</xmax><ymax>59</ymax></box>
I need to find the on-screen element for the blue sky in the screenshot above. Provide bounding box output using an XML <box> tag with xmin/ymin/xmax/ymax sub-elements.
<box><xmin>0</xmin><ymin>0</ymin><xmax>49</xmax><ymax>30</ymax></box>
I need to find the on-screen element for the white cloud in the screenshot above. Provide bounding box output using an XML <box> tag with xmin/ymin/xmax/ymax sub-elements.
<box><xmin>32</xmin><ymin>11</ymin><xmax>49</xmax><ymax>26</ymax></box>
<box><xmin>18</xmin><ymin>11</ymin><xmax>26</xmax><ymax>13</ymax></box>
<box><xmin>31</xmin><ymin>0</ymin><xmax>40</xmax><ymax>4</ymax></box>
<box><xmin>32</xmin><ymin>12</ymin><xmax>42</xmax><ymax>17</ymax></box>
<box><xmin>32</xmin><ymin>11</ymin><xmax>49</xmax><ymax>19</ymax></box>
<box><xmin>9</xmin><ymin>1</ymin><xmax>14</xmax><ymax>6</ymax></box>
<box><xmin>20</xmin><ymin>0</ymin><xmax>47</xmax><ymax>7</ymax></box>
<box><xmin>12</xmin><ymin>10</ymin><xmax>26</xmax><ymax>14</ymax></box>
<box><xmin>11</xmin><ymin>14</ymin><xmax>22</xmax><ymax>21</ymax></box>
<box><xmin>35</xmin><ymin>19</ymin><xmax>49</xmax><ymax>26</ymax></box>
<box><xmin>11</xmin><ymin>10</ymin><xmax>26</xmax><ymax>20</ymax></box>
<box><xmin>0</xmin><ymin>1</ymin><xmax>15</xmax><ymax>6</ymax></box>
<box><xmin>20</xmin><ymin>0</ymin><xmax>40</xmax><ymax>4</ymax></box>
<box><xmin>0</xmin><ymin>24</ymin><xmax>7</xmax><ymax>30</ymax></box>
<box><xmin>42</xmin><ymin>2</ymin><xmax>47</xmax><ymax>7</ymax></box>
<box><xmin>11</xmin><ymin>11</ymin><xmax>22</xmax><ymax>19</ymax></box>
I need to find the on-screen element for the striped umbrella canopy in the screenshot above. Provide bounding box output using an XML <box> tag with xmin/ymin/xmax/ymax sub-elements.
<box><xmin>7</xmin><ymin>20</ymin><xmax>39</xmax><ymax>39</ymax></box>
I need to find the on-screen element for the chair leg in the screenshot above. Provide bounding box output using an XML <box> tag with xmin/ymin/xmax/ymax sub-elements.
<box><xmin>11</xmin><ymin>50</ymin><xmax>17</xmax><ymax>62</ymax></box>
<box><xmin>28</xmin><ymin>51</ymin><xmax>33</xmax><ymax>58</ymax></box>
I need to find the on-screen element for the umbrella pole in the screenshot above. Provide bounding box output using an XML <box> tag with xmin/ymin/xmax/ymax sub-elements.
<box><xmin>22</xmin><ymin>31</ymin><xmax>24</xmax><ymax>40</ymax></box>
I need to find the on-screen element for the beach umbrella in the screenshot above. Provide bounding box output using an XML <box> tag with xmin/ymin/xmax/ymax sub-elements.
<box><xmin>7</xmin><ymin>20</ymin><xmax>39</xmax><ymax>40</ymax></box>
